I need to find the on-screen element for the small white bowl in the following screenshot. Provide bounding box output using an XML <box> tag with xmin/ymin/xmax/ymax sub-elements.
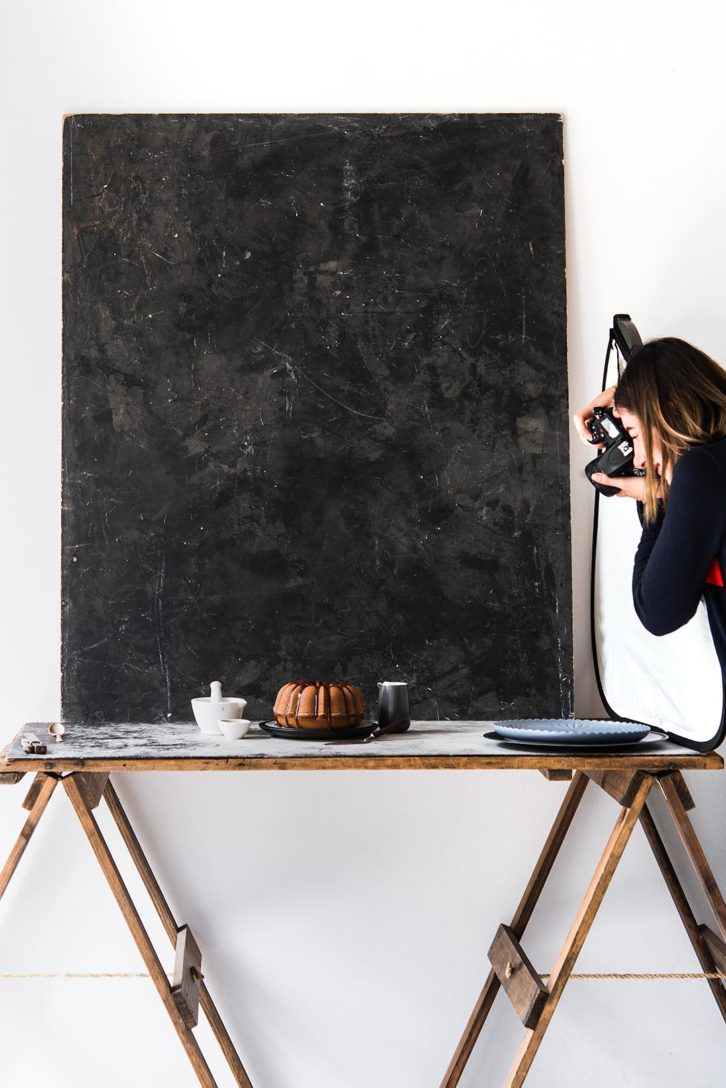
<box><xmin>218</xmin><ymin>718</ymin><xmax>251</xmax><ymax>740</ymax></box>
<box><xmin>192</xmin><ymin>696</ymin><xmax>247</xmax><ymax>734</ymax></box>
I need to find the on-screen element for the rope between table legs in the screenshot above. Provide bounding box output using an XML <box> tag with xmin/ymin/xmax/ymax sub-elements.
<box><xmin>0</xmin><ymin>972</ymin><xmax>166</xmax><ymax>978</ymax></box>
<box><xmin>0</xmin><ymin>970</ymin><xmax>725</xmax><ymax>980</ymax></box>
<box><xmin>541</xmin><ymin>971</ymin><xmax>726</xmax><ymax>980</ymax></box>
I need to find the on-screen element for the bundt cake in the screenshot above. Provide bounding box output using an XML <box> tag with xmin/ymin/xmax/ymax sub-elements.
<box><xmin>273</xmin><ymin>681</ymin><xmax>365</xmax><ymax>729</ymax></box>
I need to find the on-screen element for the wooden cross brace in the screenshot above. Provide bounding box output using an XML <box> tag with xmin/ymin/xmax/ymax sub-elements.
<box><xmin>172</xmin><ymin>925</ymin><xmax>204</xmax><ymax>1028</ymax></box>
<box><xmin>488</xmin><ymin>924</ymin><xmax>548</xmax><ymax>1029</ymax></box>
<box><xmin>441</xmin><ymin>767</ymin><xmax>726</xmax><ymax>1088</ymax></box>
<box><xmin>0</xmin><ymin>770</ymin><xmax>252</xmax><ymax>1088</ymax></box>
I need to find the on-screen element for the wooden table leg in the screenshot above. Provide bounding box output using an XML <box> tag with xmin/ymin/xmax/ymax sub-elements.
<box><xmin>502</xmin><ymin>773</ymin><xmax>654</xmax><ymax>1087</ymax></box>
<box><xmin>657</xmin><ymin>771</ymin><xmax>726</xmax><ymax>939</ymax></box>
<box><xmin>63</xmin><ymin>774</ymin><xmax>220</xmax><ymax>1088</ymax></box>
<box><xmin>103</xmin><ymin>780</ymin><xmax>253</xmax><ymax>1087</ymax></box>
<box><xmin>0</xmin><ymin>773</ymin><xmax>58</xmax><ymax>901</ymax></box>
<box><xmin>639</xmin><ymin>802</ymin><xmax>726</xmax><ymax>1022</ymax></box>
<box><xmin>440</xmin><ymin>771</ymin><xmax>589</xmax><ymax>1088</ymax></box>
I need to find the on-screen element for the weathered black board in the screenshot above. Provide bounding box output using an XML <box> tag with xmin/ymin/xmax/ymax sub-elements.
<box><xmin>62</xmin><ymin>114</ymin><xmax>571</xmax><ymax>723</ymax></box>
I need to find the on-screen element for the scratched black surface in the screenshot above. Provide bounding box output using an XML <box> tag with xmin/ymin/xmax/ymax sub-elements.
<box><xmin>62</xmin><ymin>114</ymin><xmax>571</xmax><ymax>723</ymax></box>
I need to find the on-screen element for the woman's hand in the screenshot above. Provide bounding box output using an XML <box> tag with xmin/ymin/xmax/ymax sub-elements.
<box><xmin>572</xmin><ymin>384</ymin><xmax>618</xmax><ymax>446</ymax></box>
<box><xmin>590</xmin><ymin>472</ymin><xmax>647</xmax><ymax>501</ymax></box>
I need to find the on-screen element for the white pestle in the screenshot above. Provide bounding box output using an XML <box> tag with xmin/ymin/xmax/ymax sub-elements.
<box><xmin>192</xmin><ymin>680</ymin><xmax>246</xmax><ymax>734</ymax></box>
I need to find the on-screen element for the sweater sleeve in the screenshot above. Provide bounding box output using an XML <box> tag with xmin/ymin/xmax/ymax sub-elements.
<box><xmin>632</xmin><ymin>447</ymin><xmax>726</xmax><ymax>636</ymax></box>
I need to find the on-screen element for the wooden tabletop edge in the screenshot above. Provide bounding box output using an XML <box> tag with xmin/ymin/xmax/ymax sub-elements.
<box><xmin>0</xmin><ymin>752</ymin><xmax>721</xmax><ymax>773</ymax></box>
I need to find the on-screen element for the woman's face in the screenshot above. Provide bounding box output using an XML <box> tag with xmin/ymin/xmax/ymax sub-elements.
<box><xmin>614</xmin><ymin>408</ymin><xmax>665</xmax><ymax>478</ymax></box>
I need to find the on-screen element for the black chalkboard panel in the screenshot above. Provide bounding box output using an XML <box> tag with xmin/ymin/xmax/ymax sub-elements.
<box><xmin>62</xmin><ymin>113</ymin><xmax>571</xmax><ymax>723</ymax></box>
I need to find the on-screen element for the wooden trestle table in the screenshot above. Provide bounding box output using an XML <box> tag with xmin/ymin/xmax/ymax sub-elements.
<box><xmin>1</xmin><ymin>720</ymin><xmax>725</xmax><ymax>1087</ymax></box>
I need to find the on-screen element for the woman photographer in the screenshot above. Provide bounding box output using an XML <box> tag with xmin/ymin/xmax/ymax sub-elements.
<box><xmin>573</xmin><ymin>338</ymin><xmax>726</xmax><ymax>672</ymax></box>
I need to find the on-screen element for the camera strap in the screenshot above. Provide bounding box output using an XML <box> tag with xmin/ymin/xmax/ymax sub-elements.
<box><xmin>589</xmin><ymin>328</ymin><xmax>627</xmax><ymax>719</ymax></box>
<box><xmin>600</xmin><ymin>325</ymin><xmax>627</xmax><ymax>389</ymax></box>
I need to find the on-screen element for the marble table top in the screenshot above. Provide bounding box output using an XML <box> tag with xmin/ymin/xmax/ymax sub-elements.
<box><xmin>1</xmin><ymin>721</ymin><xmax>721</xmax><ymax>773</ymax></box>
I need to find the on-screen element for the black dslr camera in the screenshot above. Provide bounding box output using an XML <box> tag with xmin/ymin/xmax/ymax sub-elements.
<box><xmin>585</xmin><ymin>314</ymin><xmax>645</xmax><ymax>497</ymax></box>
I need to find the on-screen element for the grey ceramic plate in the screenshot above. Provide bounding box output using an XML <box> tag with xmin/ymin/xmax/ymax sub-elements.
<box><xmin>492</xmin><ymin>718</ymin><xmax>651</xmax><ymax>747</ymax></box>
<box><xmin>484</xmin><ymin>731</ymin><xmax>667</xmax><ymax>751</ymax></box>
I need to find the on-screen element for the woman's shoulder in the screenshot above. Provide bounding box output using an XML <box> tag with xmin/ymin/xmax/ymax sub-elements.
<box><xmin>674</xmin><ymin>437</ymin><xmax>726</xmax><ymax>488</ymax></box>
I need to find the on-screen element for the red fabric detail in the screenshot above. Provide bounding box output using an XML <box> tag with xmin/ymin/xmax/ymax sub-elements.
<box><xmin>705</xmin><ymin>557</ymin><xmax>725</xmax><ymax>587</ymax></box>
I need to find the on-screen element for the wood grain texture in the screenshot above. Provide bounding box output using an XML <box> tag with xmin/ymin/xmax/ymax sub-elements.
<box><xmin>503</xmin><ymin>773</ymin><xmax>654</xmax><ymax>1087</ymax></box>
<box><xmin>103</xmin><ymin>781</ymin><xmax>253</xmax><ymax>1086</ymax></box>
<box><xmin>172</xmin><ymin>926</ymin><xmax>203</xmax><ymax>1029</ymax></box>
<box><xmin>0</xmin><ymin>772</ymin><xmax>25</xmax><ymax>785</ymax></box>
<box><xmin>699</xmin><ymin>925</ymin><xmax>726</xmax><ymax>975</ymax></box>
<box><xmin>488</xmin><ymin>925</ymin><xmax>548</xmax><ymax>1029</ymax></box>
<box><xmin>22</xmin><ymin>773</ymin><xmax>52</xmax><ymax>811</ymax></box>
<box><xmin>104</xmin><ymin>781</ymin><xmax>178</xmax><ymax>942</ymax></box>
<box><xmin>656</xmin><ymin>769</ymin><xmax>695</xmax><ymax>812</ymax></box>
<box><xmin>586</xmin><ymin>769</ymin><xmax>647</xmax><ymax>807</ymax></box>
<box><xmin>0</xmin><ymin>741</ymin><xmax>24</xmax><ymax>784</ymax></box>
<box><xmin>440</xmin><ymin>771</ymin><xmax>589</xmax><ymax>1087</ymax></box>
<box><xmin>658</xmin><ymin>773</ymin><xmax>726</xmax><ymax>938</ymax></box>
<box><xmin>640</xmin><ymin>807</ymin><xmax>726</xmax><ymax>1022</ymax></box>
<box><xmin>62</xmin><ymin>775</ymin><xmax>219</xmax><ymax>1087</ymax></box>
<box><xmin>0</xmin><ymin>774</ymin><xmax>58</xmax><ymax>901</ymax></box>
<box><xmin>74</xmin><ymin>771</ymin><xmax>109</xmax><ymax>810</ymax></box>
<box><xmin>1</xmin><ymin>721</ymin><xmax>720</xmax><ymax>773</ymax></box>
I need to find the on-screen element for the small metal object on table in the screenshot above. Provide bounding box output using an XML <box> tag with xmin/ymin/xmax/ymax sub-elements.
<box><xmin>19</xmin><ymin>732</ymin><xmax>46</xmax><ymax>755</ymax></box>
<box><xmin>0</xmin><ymin>721</ymin><xmax>724</xmax><ymax>1088</ymax></box>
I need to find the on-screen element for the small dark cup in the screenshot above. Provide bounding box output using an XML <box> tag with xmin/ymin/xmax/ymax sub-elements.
<box><xmin>376</xmin><ymin>681</ymin><xmax>411</xmax><ymax>733</ymax></box>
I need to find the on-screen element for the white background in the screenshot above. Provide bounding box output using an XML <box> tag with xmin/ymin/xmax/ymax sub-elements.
<box><xmin>2</xmin><ymin>2</ymin><xmax>726</xmax><ymax>1085</ymax></box>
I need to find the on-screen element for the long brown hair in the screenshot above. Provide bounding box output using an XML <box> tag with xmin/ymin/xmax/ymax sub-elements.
<box><xmin>613</xmin><ymin>337</ymin><xmax>726</xmax><ymax>524</ymax></box>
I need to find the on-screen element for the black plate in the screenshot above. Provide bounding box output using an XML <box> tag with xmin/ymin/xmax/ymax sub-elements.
<box><xmin>258</xmin><ymin>719</ymin><xmax>375</xmax><ymax>741</ymax></box>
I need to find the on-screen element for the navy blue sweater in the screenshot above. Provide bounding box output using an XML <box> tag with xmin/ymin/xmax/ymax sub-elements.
<box><xmin>633</xmin><ymin>437</ymin><xmax>726</xmax><ymax>677</ymax></box>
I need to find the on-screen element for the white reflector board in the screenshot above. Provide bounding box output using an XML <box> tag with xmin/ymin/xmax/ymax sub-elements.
<box><xmin>592</xmin><ymin>493</ymin><xmax>725</xmax><ymax>750</ymax></box>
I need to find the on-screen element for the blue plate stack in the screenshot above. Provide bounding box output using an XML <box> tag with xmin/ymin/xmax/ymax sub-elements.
<box><xmin>493</xmin><ymin>719</ymin><xmax>653</xmax><ymax>748</ymax></box>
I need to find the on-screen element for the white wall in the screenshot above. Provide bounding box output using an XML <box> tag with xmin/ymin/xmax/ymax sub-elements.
<box><xmin>2</xmin><ymin>2</ymin><xmax>726</xmax><ymax>1085</ymax></box>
